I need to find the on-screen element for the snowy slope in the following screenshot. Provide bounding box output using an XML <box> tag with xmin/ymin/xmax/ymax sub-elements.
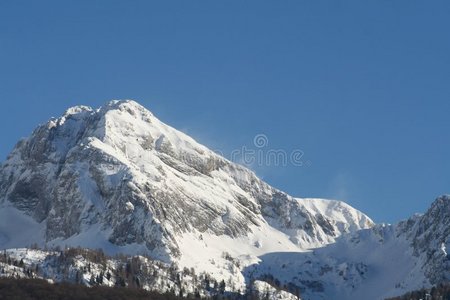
<box><xmin>246</xmin><ymin>224</ymin><xmax>426</xmax><ymax>300</ymax></box>
<box><xmin>0</xmin><ymin>100</ymin><xmax>372</xmax><ymax>255</ymax></box>
<box><xmin>0</xmin><ymin>100</ymin><xmax>449</xmax><ymax>299</ymax></box>
<box><xmin>244</xmin><ymin>195</ymin><xmax>450</xmax><ymax>300</ymax></box>
<box><xmin>3</xmin><ymin>100</ymin><xmax>450</xmax><ymax>300</ymax></box>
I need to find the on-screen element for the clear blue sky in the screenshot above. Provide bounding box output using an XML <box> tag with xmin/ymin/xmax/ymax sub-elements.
<box><xmin>1</xmin><ymin>1</ymin><xmax>449</xmax><ymax>223</ymax></box>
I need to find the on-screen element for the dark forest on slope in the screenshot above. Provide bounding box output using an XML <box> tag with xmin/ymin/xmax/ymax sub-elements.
<box><xmin>0</xmin><ymin>278</ymin><xmax>183</xmax><ymax>300</ymax></box>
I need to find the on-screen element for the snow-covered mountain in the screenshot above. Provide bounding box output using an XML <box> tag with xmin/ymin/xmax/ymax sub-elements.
<box><xmin>0</xmin><ymin>100</ymin><xmax>448</xmax><ymax>299</ymax></box>
<box><xmin>0</xmin><ymin>100</ymin><xmax>371</xmax><ymax>253</ymax></box>
<box><xmin>246</xmin><ymin>195</ymin><xmax>450</xmax><ymax>299</ymax></box>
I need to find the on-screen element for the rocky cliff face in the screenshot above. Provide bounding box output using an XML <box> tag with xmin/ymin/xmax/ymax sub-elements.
<box><xmin>402</xmin><ymin>195</ymin><xmax>450</xmax><ymax>285</ymax></box>
<box><xmin>2</xmin><ymin>100</ymin><xmax>450</xmax><ymax>299</ymax></box>
<box><xmin>0</xmin><ymin>100</ymin><xmax>373</xmax><ymax>264</ymax></box>
<box><xmin>245</xmin><ymin>195</ymin><xmax>450</xmax><ymax>300</ymax></box>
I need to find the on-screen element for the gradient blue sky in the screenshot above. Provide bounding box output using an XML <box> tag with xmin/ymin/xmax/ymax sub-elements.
<box><xmin>1</xmin><ymin>1</ymin><xmax>449</xmax><ymax>223</ymax></box>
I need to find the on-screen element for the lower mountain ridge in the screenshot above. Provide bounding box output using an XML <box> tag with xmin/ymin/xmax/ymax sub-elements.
<box><xmin>0</xmin><ymin>100</ymin><xmax>447</xmax><ymax>299</ymax></box>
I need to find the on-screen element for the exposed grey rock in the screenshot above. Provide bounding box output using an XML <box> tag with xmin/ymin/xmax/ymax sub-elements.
<box><xmin>0</xmin><ymin>100</ymin><xmax>373</xmax><ymax>263</ymax></box>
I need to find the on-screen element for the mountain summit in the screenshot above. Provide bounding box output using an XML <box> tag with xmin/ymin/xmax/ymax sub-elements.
<box><xmin>15</xmin><ymin>101</ymin><xmax>450</xmax><ymax>299</ymax></box>
<box><xmin>0</xmin><ymin>100</ymin><xmax>372</xmax><ymax>283</ymax></box>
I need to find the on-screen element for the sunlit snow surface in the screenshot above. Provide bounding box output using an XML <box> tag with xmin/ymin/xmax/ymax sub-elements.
<box><xmin>1</xmin><ymin>100</ymin><xmax>446</xmax><ymax>299</ymax></box>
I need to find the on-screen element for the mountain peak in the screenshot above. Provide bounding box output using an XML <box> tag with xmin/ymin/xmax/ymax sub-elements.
<box><xmin>100</xmin><ymin>99</ymin><xmax>154</xmax><ymax>118</ymax></box>
<box><xmin>0</xmin><ymin>100</ymin><xmax>373</xmax><ymax>284</ymax></box>
<box><xmin>63</xmin><ymin>105</ymin><xmax>93</xmax><ymax>117</ymax></box>
<box><xmin>1</xmin><ymin>100</ymin><xmax>449</xmax><ymax>299</ymax></box>
<box><xmin>104</xmin><ymin>99</ymin><xmax>144</xmax><ymax>109</ymax></box>
<box><xmin>430</xmin><ymin>195</ymin><xmax>450</xmax><ymax>210</ymax></box>
<box><xmin>58</xmin><ymin>100</ymin><xmax>153</xmax><ymax>132</ymax></box>
<box><xmin>417</xmin><ymin>195</ymin><xmax>450</xmax><ymax>226</ymax></box>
